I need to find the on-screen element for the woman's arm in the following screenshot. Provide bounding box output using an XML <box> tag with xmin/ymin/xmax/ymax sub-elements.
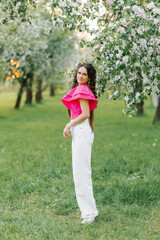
<box><xmin>67</xmin><ymin>99</ymin><xmax>90</xmax><ymax>128</ymax></box>
<box><xmin>63</xmin><ymin>99</ymin><xmax>90</xmax><ymax>138</ymax></box>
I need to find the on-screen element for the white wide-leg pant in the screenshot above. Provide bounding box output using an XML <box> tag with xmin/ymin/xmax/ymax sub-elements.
<box><xmin>70</xmin><ymin>119</ymin><xmax>98</xmax><ymax>219</ymax></box>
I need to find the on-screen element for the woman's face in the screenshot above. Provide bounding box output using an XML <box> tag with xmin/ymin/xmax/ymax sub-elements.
<box><xmin>77</xmin><ymin>66</ymin><xmax>89</xmax><ymax>85</ymax></box>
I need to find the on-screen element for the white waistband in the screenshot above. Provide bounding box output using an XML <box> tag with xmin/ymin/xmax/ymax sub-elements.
<box><xmin>70</xmin><ymin>118</ymin><xmax>89</xmax><ymax>125</ymax></box>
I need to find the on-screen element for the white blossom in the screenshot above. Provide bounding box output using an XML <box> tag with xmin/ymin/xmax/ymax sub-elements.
<box><xmin>146</xmin><ymin>2</ymin><xmax>156</xmax><ymax>10</ymax></box>
<box><xmin>108</xmin><ymin>22</ymin><xmax>115</xmax><ymax>29</ymax></box>
<box><xmin>134</xmin><ymin>62</ymin><xmax>140</xmax><ymax>67</ymax></box>
<box><xmin>114</xmin><ymin>46</ymin><xmax>119</xmax><ymax>50</ymax></box>
<box><xmin>128</xmin><ymin>77</ymin><xmax>134</xmax><ymax>82</ymax></box>
<box><xmin>124</xmin><ymin>96</ymin><xmax>129</xmax><ymax>102</ymax></box>
<box><xmin>131</xmin><ymin>30</ymin><xmax>136</xmax><ymax>37</ymax></box>
<box><xmin>80</xmin><ymin>25</ymin><xmax>85</xmax><ymax>31</ymax></box>
<box><xmin>70</xmin><ymin>2</ymin><xmax>79</xmax><ymax>7</ymax></box>
<box><xmin>152</xmin><ymin>8</ymin><xmax>160</xmax><ymax>15</ymax></box>
<box><xmin>123</xmin><ymin>6</ymin><xmax>130</xmax><ymax>10</ymax></box>
<box><xmin>142</xmin><ymin>72</ymin><xmax>149</xmax><ymax>84</ymax></box>
<box><xmin>113</xmin><ymin>90</ymin><xmax>119</xmax><ymax>95</ymax></box>
<box><xmin>154</xmin><ymin>18</ymin><xmax>159</xmax><ymax>24</ymax></box>
<box><xmin>149</xmin><ymin>68</ymin><xmax>154</xmax><ymax>77</ymax></box>
<box><xmin>120</xmin><ymin>18</ymin><xmax>129</xmax><ymax>27</ymax></box>
<box><xmin>120</xmin><ymin>70</ymin><xmax>125</xmax><ymax>77</ymax></box>
<box><xmin>106</xmin><ymin>0</ymin><xmax>114</xmax><ymax>4</ymax></box>
<box><xmin>122</xmin><ymin>109</ymin><xmax>127</xmax><ymax>115</ymax></box>
<box><xmin>116</xmin><ymin>60</ymin><xmax>121</xmax><ymax>66</ymax></box>
<box><xmin>114</xmin><ymin>75</ymin><xmax>121</xmax><ymax>81</ymax></box>
<box><xmin>148</xmin><ymin>47</ymin><xmax>154</xmax><ymax>55</ymax></box>
<box><xmin>67</xmin><ymin>24</ymin><xmax>72</xmax><ymax>29</ymax></box>
<box><xmin>56</xmin><ymin>18</ymin><xmax>63</xmax><ymax>24</ymax></box>
<box><xmin>100</xmin><ymin>45</ymin><xmax>105</xmax><ymax>52</ymax></box>
<box><xmin>137</xmin><ymin>28</ymin><xmax>143</xmax><ymax>35</ymax></box>
<box><xmin>84</xmin><ymin>2</ymin><xmax>92</xmax><ymax>8</ymax></box>
<box><xmin>118</xmin><ymin>26</ymin><xmax>126</xmax><ymax>34</ymax></box>
<box><xmin>136</xmin><ymin>92</ymin><xmax>141</xmax><ymax>100</ymax></box>
<box><xmin>95</xmin><ymin>32</ymin><xmax>100</xmax><ymax>37</ymax></box>
<box><xmin>132</xmin><ymin>5</ymin><xmax>146</xmax><ymax>19</ymax></box>
<box><xmin>122</xmin><ymin>56</ymin><xmax>129</xmax><ymax>64</ymax></box>
<box><xmin>139</xmin><ymin>38</ymin><xmax>147</xmax><ymax>48</ymax></box>
<box><xmin>16</xmin><ymin>2</ymin><xmax>21</xmax><ymax>7</ymax></box>
<box><xmin>59</xmin><ymin>2</ymin><xmax>67</xmax><ymax>7</ymax></box>
<box><xmin>93</xmin><ymin>44</ymin><xmax>100</xmax><ymax>50</ymax></box>
<box><xmin>116</xmin><ymin>50</ymin><xmax>123</xmax><ymax>58</ymax></box>
<box><xmin>108</xmin><ymin>94</ymin><xmax>113</xmax><ymax>100</ymax></box>
<box><xmin>75</xmin><ymin>0</ymin><xmax>81</xmax><ymax>3</ymax></box>
<box><xmin>122</xmin><ymin>40</ymin><xmax>126</xmax><ymax>49</ymax></box>
<box><xmin>129</xmin><ymin>87</ymin><xmax>134</xmax><ymax>93</ymax></box>
<box><xmin>157</xmin><ymin>55</ymin><xmax>160</xmax><ymax>63</ymax></box>
<box><xmin>108</xmin><ymin>36</ymin><xmax>113</xmax><ymax>42</ymax></box>
<box><xmin>119</xmin><ymin>0</ymin><xmax>124</xmax><ymax>4</ymax></box>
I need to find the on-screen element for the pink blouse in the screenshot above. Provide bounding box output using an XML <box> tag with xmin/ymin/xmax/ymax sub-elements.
<box><xmin>61</xmin><ymin>84</ymin><xmax>98</xmax><ymax>120</ymax></box>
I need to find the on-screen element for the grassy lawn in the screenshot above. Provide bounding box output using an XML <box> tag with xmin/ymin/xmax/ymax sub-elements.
<box><xmin>0</xmin><ymin>89</ymin><xmax>160</xmax><ymax>240</ymax></box>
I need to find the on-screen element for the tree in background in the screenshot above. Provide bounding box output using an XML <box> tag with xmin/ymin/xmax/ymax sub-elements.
<box><xmin>0</xmin><ymin>2</ymin><xmax>79</xmax><ymax>108</ymax></box>
<box><xmin>0</xmin><ymin>0</ymin><xmax>36</xmax><ymax>23</ymax></box>
<box><xmin>82</xmin><ymin>1</ymin><xmax>160</xmax><ymax>118</ymax></box>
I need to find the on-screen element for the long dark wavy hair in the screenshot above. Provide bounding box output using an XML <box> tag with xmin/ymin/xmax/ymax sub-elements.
<box><xmin>68</xmin><ymin>62</ymin><xmax>98</xmax><ymax>131</ymax></box>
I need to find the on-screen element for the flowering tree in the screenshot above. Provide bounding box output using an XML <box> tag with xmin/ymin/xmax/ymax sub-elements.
<box><xmin>0</xmin><ymin>2</ymin><xmax>78</xmax><ymax>108</ymax></box>
<box><xmin>0</xmin><ymin>0</ymin><xmax>36</xmax><ymax>22</ymax></box>
<box><xmin>83</xmin><ymin>1</ymin><xmax>160</xmax><ymax>118</ymax></box>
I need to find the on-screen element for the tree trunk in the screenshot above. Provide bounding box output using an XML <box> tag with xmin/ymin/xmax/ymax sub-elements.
<box><xmin>153</xmin><ymin>96</ymin><xmax>160</xmax><ymax>124</ymax></box>
<box><xmin>25</xmin><ymin>73</ymin><xmax>33</xmax><ymax>104</ymax></box>
<box><xmin>152</xmin><ymin>86</ymin><xmax>159</xmax><ymax>107</ymax></box>
<box><xmin>136</xmin><ymin>79</ymin><xmax>144</xmax><ymax>115</ymax></box>
<box><xmin>50</xmin><ymin>83</ymin><xmax>55</xmax><ymax>96</ymax></box>
<box><xmin>42</xmin><ymin>83</ymin><xmax>48</xmax><ymax>92</ymax></box>
<box><xmin>35</xmin><ymin>78</ymin><xmax>42</xmax><ymax>103</ymax></box>
<box><xmin>15</xmin><ymin>78</ymin><xmax>27</xmax><ymax>109</ymax></box>
<box><xmin>137</xmin><ymin>100</ymin><xmax>144</xmax><ymax>115</ymax></box>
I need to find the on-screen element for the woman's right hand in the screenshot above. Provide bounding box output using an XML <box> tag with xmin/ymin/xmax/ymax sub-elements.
<box><xmin>63</xmin><ymin>126</ymin><xmax>71</xmax><ymax>139</ymax></box>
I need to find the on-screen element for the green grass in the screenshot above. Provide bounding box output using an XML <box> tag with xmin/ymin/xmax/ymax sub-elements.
<box><xmin>0</xmin><ymin>89</ymin><xmax>160</xmax><ymax>240</ymax></box>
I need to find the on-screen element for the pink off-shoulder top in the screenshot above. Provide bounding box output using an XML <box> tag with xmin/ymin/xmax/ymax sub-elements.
<box><xmin>61</xmin><ymin>84</ymin><xmax>98</xmax><ymax>120</ymax></box>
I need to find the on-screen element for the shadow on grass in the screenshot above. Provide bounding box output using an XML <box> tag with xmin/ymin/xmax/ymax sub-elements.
<box><xmin>23</xmin><ymin>104</ymin><xmax>37</xmax><ymax>108</ymax></box>
<box><xmin>0</xmin><ymin>115</ymin><xmax>7</xmax><ymax>120</ymax></box>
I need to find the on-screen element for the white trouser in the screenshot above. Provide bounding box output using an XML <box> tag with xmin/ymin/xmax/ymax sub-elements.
<box><xmin>70</xmin><ymin>119</ymin><xmax>98</xmax><ymax>219</ymax></box>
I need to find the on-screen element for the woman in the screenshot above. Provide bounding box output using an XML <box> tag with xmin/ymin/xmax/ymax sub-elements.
<box><xmin>61</xmin><ymin>62</ymin><xmax>98</xmax><ymax>224</ymax></box>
